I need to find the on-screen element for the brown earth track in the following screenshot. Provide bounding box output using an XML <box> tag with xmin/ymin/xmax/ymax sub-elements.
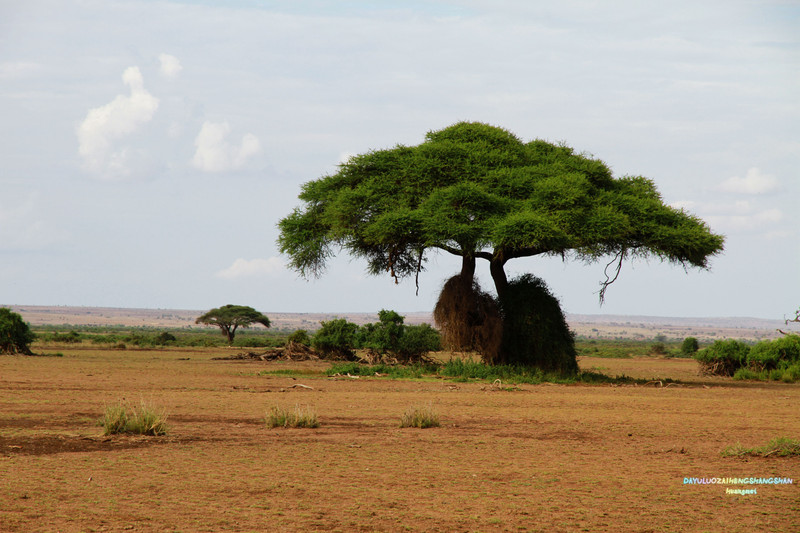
<box><xmin>1</xmin><ymin>347</ymin><xmax>798</xmax><ymax>532</ymax></box>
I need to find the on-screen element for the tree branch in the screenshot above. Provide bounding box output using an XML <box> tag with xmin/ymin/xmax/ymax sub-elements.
<box><xmin>598</xmin><ymin>248</ymin><xmax>626</xmax><ymax>305</ymax></box>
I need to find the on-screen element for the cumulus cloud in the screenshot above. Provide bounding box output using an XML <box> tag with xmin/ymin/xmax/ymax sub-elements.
<box><xmin>216</xmin><ymin>257</ymin><xmax>284</xmax><ymax>279</ymax></box>
<box><xmin>76</xmin><ymin>66</ymin><xmax>159</xmax><ymax>179</ymax></box>
<box><xmin>719</xmin><ymin>167</ymin><xmax>779</xmax><ymax>194</ymax></box>
<box><xmin>158</xmin><ymin>53</ymin><xmax>182</xmax><ymax>79</ymax></box>
<box><xmin>192</xmin><ymin>121</ymin><xmax>261</xmax><ymax>172</ymax></box>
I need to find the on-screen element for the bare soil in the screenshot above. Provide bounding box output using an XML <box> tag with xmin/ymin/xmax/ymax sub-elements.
<box><xmin>1</xmin><ymin>347</ymin><xmax>798</xmax><ymax>532</ymax></box>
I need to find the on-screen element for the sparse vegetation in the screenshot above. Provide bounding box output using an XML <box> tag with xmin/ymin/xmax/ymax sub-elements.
<box><xmin>722</xmin><ymin>437</ymin><xmax>800</xmax><ymax>458</ymax></box>
<box><xmin>399</xmin><ymin>404</ymin><xmax>440</xmax><ymax>428</ymax></box>
<box><xmin>102</xmin><ymin>400</ymin><xmax>169</xmax><ymax>436</ymax></box>
<box><xmin>266</xmin><ymin>405</ymin><xmax>320</xmax><ymax>428</ymax></box>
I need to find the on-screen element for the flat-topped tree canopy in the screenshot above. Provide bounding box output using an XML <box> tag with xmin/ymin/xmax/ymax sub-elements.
<box><xmin>278</xmin><ymin>121</ymin><xmax>724</xmax><ymax>299</ymax></box>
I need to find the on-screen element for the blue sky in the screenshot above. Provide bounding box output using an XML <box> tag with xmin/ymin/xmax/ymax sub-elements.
<box><xmin>1</xmin><ymin>0</ymin><xmax>798</xmax><ymax>319</ymax></box>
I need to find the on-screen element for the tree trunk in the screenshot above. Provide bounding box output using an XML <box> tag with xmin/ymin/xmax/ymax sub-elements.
<box><xmin>489</xmin><ymin>254</ymin><xmax>508</xmax><ymax>298</ymax></box>
<box><xmin>460</xmin><ymin>254</ymin><xmax>476</xmax><ymax>280</ymax></box>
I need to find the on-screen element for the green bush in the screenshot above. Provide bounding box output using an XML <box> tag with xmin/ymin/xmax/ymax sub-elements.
<box><xmin>287</xmin><ymin>329</ymin><xmax>311</xmax><ymax>346</ymax></box>
<box><xmin>397</xmin><ymin>323</ymin><xmax>441</xmax><ymax>359</ymax></box>
<box><xmin>0</xmin><ymin>308</ymin><xmax>35</xmax><ymax>355</ymax></box>
<box><xmin>154</xmin><ymin>331</ymin><xmax>177</xmax><ymax>345</ymax></box>
<box><xmin>747</xmin><ymin>335</ymin><xmax>800</xmax><ymax>371</ymax></box>
<box><xmin>313</xmin><ymin>318</ymin><xmax>359</xmax><ymax>359</ymax></box>
<box><xmin>681</xmin><ymin>337</ymin><xmax>699</xmax><ymax>355</ymax></box>
<box><xmin>695</xmin><ymin>339</ymin><xmax>750</xmax><ymax>376</ymax></box>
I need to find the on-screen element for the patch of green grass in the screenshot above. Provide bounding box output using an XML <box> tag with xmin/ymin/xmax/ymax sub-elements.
<box><xmin>258</xmin><ymin>368</ymin><xmax>321</xmax><ymax>376</ymax></box>
<box><xmin>324</xmin><ymin>360</ymin><xmax>646</xmax><ymax>385</ymax></box>
<box><xmin>327</xmin><ymin>361</ymin><xmax>439</xmax><ymax>379</ymax></box>
<box><xmin>399</xmin><ymin>404</ymin><xmax>440</xmax><ymax>428</ymax></box>
<box><xmin>102</xmin><ymin>400</ymin><xmax>168</xmax><ymax>436</ymax></box>
<box><xmin>733</xmin><ymin>363</ymin><xmax>800</xmax><ymax>383</ymax></box>
<box><xmin>722</xmin><ymin>437</ymin><xmax>800</xmax><ymax>458</ymax></box>
<box><xmin>266</xmin><ymin>405</ymin><xmax>320</xmax><ymax>428</ymax></box>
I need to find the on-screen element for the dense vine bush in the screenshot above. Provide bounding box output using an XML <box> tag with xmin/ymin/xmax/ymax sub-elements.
<box><xmin>0</xmin><ymin>308</ymin><xmax>35</xmax><ymax>355</ymax></box>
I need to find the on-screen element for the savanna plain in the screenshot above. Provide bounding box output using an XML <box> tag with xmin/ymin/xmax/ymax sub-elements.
<box><xmin>1</xmin><ymin>324</ymin><xmax>798</xmax><ymax>532</ymax></box>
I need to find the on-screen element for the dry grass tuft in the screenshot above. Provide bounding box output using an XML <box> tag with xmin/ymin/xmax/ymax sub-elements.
<box><xmin>400</xmin><ymin>404</ymin><xmax>441</xmax><ymax>428</ymax></box>
<box><xmin>266</xmin><ymin>404</ymin><xmax>320</xmax><ymax>428</ymax></box>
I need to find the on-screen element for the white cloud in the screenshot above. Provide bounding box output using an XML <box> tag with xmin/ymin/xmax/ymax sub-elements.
<box><xmin>719</xmin><ymin>167</ymin><xmax>779</xmax><ymax>194</ymax></box>
<box><xmin>158</xmin><ymin>53</ymin><xmax>182</xmax><ymax>79</ymax></box>
<box><xmin>192</xmin><ymin>121</ymin><xmax>261</xmax><ymax>172</ymax></box>
<box><xmin>216</xmin><ymin>257</ymin><xmax>284</xmax><ymax>279</ymax></box>
<box><xmin>76</xmin><ymin>66</ymin><xmax>159</xmax><ymax>179</ymax></box>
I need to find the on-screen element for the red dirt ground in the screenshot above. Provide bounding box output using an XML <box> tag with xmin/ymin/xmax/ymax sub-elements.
<box><xmin>1</xmin><ymin>347</ymin><xmax>798</xmax><ymax>532</ymax></box>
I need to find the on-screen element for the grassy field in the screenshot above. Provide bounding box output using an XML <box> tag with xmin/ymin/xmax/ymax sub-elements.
<box><xmin>2</xmin><ymin>344</ymin><xmax>798</xmax><ymax>532</ymax></box>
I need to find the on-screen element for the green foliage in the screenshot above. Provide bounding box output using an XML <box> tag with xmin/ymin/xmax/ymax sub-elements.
<box><xmin>694</xmin><ymin>339</ymin><xmax>750</xmax><ymax>376</ymax></box>
<box><xmin>0</xmin><ymin>308</ymin><xmax>35</xmax><ymax>355</ymax></box>
<box><xmin>747</xmin><ymin>335</ymin><xmax>800</xmax><ymax>371</ymax></box>
<box><xmin>312</xmin><ymin>318</ymin><xmax>359</xmax><ymax>359</ymax></box>
<box><xmin>399</xmin><ymin>404</ymin><xmax>440</xmax><ymax>428</ymax></box>
<box><xmin>355</xmin><ymin>310</ymin><xmax>441</xmax><ymax>362</ymax></box>
<box><xmin>722</xmin><ymin>437</ymin><xmax>800</xmax><ymax>458</ymax></box>
<box><xmin>287</xmin><ymin>329</ymin><xmax>311</xmax><ymax>346</ymax></box>
<box><xmin>102</xmin><ymin>401</ymin><xmax>168</xmax><ymax>436</ymax></box>
<box><xmin>497</xmin><ymin>275</ymin><xmax>578</xmax><ymax>373</ymax></box>
<box><xmin>681</xmin><ymin>337</ymin><xmax>699</xmax><ymax>355</ymax></box>
<box><xmin>266</xmin><ymin>405</ymin><xmax>320</xmax><ymax>428</ymax></box>
<box><xmin>327</xmin><ymin>361</ymin><xmax>439</xmax><ymax>379</ymax></box>
<box><xmin>279</xmin><ymin>122</ymin><xmax>723</xmax><ymax>282</ymax></box>
<box><xmin>154</xmin><ymin>331</ymin><xmax>177</xmax><ymax>345</ymax></box>
<box><xmin>196</xmin><ymin>304</ymin><xmax>271</xmax><ymax>344</ymax></box>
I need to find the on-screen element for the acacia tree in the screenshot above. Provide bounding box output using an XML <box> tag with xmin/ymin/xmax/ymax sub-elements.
<box><xmin>196</xmin><ymin>305</ymin><xmax>271</xmax><ymax>344</ymax></box>
<box><xmin>278</xmin><ymin>122</ymin><xmax>724</xmax><ymax>370</ymax></box>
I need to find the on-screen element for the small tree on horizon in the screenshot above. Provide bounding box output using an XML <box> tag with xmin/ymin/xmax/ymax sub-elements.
<box><xmin>195</xmin><ymin>305</ymin><xmax>271</xmax><ymax>344</ymax></box>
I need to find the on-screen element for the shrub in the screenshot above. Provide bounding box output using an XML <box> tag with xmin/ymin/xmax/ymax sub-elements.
<box><xmin>695</xmin><ymin>339</ymin><xmax>750</xmax><ymax>376</ymax></box>
<box><xmin>747</xmin><ymin>335</ymin><xmax>800</xmax><ymax>371</ymax></box>
<box><xmin>266</xmin><ymin>405</ymin><xmax>319</xmax><ymax>428</ymax></box>
<box><xmin>681</xmin><ymin>337</ymin><xmax>699</xmax><ymax>355</ymax></box>
<box><xmin>399</xmin><ymin>404</ymin><xmax>440</xmax><ymax>428</ymax></box>
<box><xmin>0</xmin><ymin>308</ymin><xmax>35</xmax><ymax>355</ymax></box>
<box><xmin>287</xmin><ymin>329</ymin><xmax>311</xmax><ymax>346</ymax></box>
<box><xmin>396</xmin><ymin>323</ymin><xmax>441</xmax><ymax>360</ymax></box>
<box><xmin>154</xmin><ymin>331</ymin><xmax>177</xmax><ymax>345</ymax></box>
<box><xmin>312</xmin><ymin>318</ymin><xmax>359</xmax><ymax>359</ymax></box>
<box><xmin>650</xmin><ymin>342</ymin><xmax>667</xmax><ymax>355</ymax></box>
<box><xmin>102</xmin><ymin>401</ymin><xmax>168</xmax><ymax>436</ymax></box>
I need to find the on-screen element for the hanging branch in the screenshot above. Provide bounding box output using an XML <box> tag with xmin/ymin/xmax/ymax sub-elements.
<box><xmin>598</xmin><ymin>248</ymin><xmax>626</xmax><ymax>305</ymax></box>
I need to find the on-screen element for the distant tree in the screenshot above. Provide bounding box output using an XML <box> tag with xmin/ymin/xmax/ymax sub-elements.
<box><xmin>681</xmin><ymin>337</ymin><xmax>699</xmax><ymax>355</ymax></box>
<box><xmin>0</xmin><ymin>308</ymin><xmax>35</xmax><ymax>355</ymax></box>
<box><xmin>195</xmin><ymin>305</ymin><xmax>271</xmax><ymax>344</ymax></box>
<box><xmin>278</xmin><ymin>122</ymin><xmax>724</xmax><ymax>371</ymax></box>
